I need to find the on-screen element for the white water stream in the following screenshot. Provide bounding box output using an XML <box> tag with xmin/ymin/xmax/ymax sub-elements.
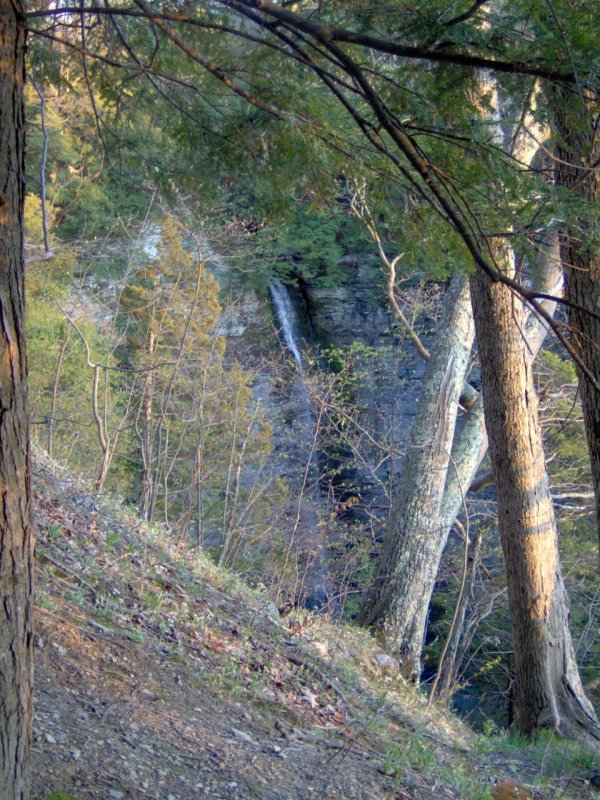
<box><xmin>268</xmin><ymin>281</ymin><xmax>332</xmax><ymax>610</ymax></box>
<box><xmin>135</xmin><ymin>228</ymin><xmax>332</xmax><ymax>608</ymax></box>
<box><xmin>268</xmin><ymin>281</ymin><xmax>305</xmax><ymax>371</ymax></box>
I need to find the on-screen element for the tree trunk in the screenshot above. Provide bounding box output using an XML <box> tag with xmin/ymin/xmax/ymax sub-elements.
<box><xmin>471</xmin><ymin>247</ymin><xmax>599</xmax><ymax>738</ymax></box>
<box><xmin>359</xmin><ymin>273</ymin><xmax>475</xmax><ymax>680</ymax></box>
<box><xmin>359</xmin><ymin>63</ymin><xmax>559</xmax><ymax>682</ymax></box>
<box><xmin>138</xmin><ymin>331</ymin><xmax>156</xmax><ymax>521</ymax></box>
<box><xmin>550</xmin><ymin>86</ymin><xmax>600</xmax><ymax>564</ymax></box>
<box><xmin>360</xmin><ymin>222</ymin><xmax>561</xmax><ymax>683</ymax></box>
<box><xmin>439</xmin><ymin>229</ymin><xmax>563</xmax><ymax>531</ymax></box>
<box><xmin>0</xmin><ymin>3</ymin><xmax>34</xmax><ymax>796</ymax></box>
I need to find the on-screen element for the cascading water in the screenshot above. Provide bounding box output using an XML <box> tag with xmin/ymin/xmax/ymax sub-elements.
<box><xmin>269</xmin><ymin>281</ymin><xmax>331</xmax><ymax>611</ymax></box>
<box><xmin>269</xmin><ymin>282</ymin><xmax>305</xmax><ymax>372</ymax></box>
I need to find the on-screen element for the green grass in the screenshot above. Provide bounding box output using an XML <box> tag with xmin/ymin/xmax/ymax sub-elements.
<box><xmin>384</xmin><ymin>734</ymin><xmax>493</xmax><ymax>799</ymax></box>
<box><xmin>476</xmin><ymin>728</ymin><xmax>599</xmax><ymax>777</ymax></box>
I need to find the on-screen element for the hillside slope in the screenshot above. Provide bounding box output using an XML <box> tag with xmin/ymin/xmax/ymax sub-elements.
<box><xmin>30</xmin><ymin>449</ymin><xmax>598</xmax><ymax>800</ymax></box>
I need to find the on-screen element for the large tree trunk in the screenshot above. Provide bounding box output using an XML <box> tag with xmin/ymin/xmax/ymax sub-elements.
<box><xmin>360</xmin><ymin>232</ymin><xmax>561</xmax><ymax>682</ymax></box>
<box><xmin>471</xmin><ymin>246</ymin><xmax>599</xmax><ymax>738</ymax></box>
<box><xmin>358</xmin><ymin>68</ymin><xmax>558</xmax><ymax>682</ymax></box>
<box><xmin>551</xmin><ymin>86</ymin><xmax>600</xmax><ymax>563</ymax></box>
<box><xmin>0</xmin><ymin>3</ymin><xmax>34</xmax><ymax>797</ymax></box>
<box><xmin>439</xmin><ymin>230</ymin><xmax>562</xmax><ymax>533</ymax></box>
<box><xmin>359</xmin><ymin>273</ymin><xmax>475</xmax><ymax>680</ymax></box>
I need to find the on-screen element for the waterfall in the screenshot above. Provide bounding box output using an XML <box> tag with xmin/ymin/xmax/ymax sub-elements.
<box><xmin>269</xmin><ymin>281</ymin><xmax>304</xmax><ymax>371</ymax></box>
<box><xmin>268</xmin><ymin>281</ymin><xmax>333</xmax><ymax>612</ymax></box>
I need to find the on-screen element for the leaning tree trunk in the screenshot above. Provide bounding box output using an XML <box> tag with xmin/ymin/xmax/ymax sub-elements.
<box><xmin>359</xmin><ymin>68</ymin><xmax>559</xmax><ymax>681</ymax></box>
<box><xmin>359</xmin><ymin>273</ymin><xmax>475</xmax><ymax>680</ymax></box>
<box><xmin>471</xmin><ymin>246</ymin><xmax>600</xmax><ymax>739</ymax></box>
<box><xmin>359</xmin><ymin>230</ymin><xmax>561</xmax><ymax>682</ymax></box>
<box><xmin>551</xmin><ymin>86</ymin><xmax>600</xmax><ymax>564</ymax></box>
<box><xmin>0</xmin><ymin>3</ymin><xmax>34</xmax><ymax>798</ymax></box>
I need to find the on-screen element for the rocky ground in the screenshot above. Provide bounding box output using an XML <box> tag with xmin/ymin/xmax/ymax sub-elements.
<box><xmin>30</xmin><ymin>449</ymin><xmax>599</xmax><ymax>800</ymax></box>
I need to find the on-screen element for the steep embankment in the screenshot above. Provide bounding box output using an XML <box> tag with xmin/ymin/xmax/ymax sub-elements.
<box><xmin>31</xmin><ymin>448</ymin><xmax>598</xmax><ymax>800</ymax></box>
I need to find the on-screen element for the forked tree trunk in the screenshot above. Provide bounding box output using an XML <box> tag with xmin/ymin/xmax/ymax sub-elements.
<box><xmin>360</xmin><ymin>233</ymin><xmax>561</xmax><ymax>683</ymax></box>
<box><xmin>359</xmin><ymin>68</ymin><xmax>558</xmax><ymax>681</ymax></box>
<box><xmin>551</xmin><ymin>86</ymin><xmax>600</xmax><ymax>564</ymax></box>
<box><xmin>471</xmin><ymin>247</ymin><xmax>599</xmax><ymax>739</ymax></box>
<box><xmin>0</xmin><ymin>3</ymin><xmax>34</xmax><ymax>797</ymax></box>
<box><xmin>359</xmin><ymin>273</ymin><xmax>475</xmax><ymax>679</ymax></box>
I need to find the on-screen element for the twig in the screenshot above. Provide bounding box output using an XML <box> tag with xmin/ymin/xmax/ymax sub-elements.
<box><xmin>283</xmin><ymin>650</ymin><xmax>350</xmax><ymax>706</ymax></box>
<box><xmin>37</xmin><ymin>548</ymin><xmax>98</xmax><ymax>601</ymax></box>
<box><xmin>36</xmin><ymin>606</ymin><xmax>129</xmax><ymax>650</ymax></box>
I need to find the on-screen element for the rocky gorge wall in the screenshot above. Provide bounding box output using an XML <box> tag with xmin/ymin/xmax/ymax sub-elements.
<box><xmin>211</xmin><ymin>250</ymin><xmax>441</xmax><ymax>605</ymax></box>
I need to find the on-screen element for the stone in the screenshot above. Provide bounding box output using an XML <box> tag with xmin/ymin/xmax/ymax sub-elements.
<box><xmin>260</xmin><ymin>602</ymin><xmax>280</xmax><ymax>622</ymax></box>
<box><xmin>231</xmin><ymin>727</ymin><xmax>254</xmax><ymax>745</ymax></box>
<box><xmin>374</xmin><ymin>653</ymin><xmax>400</xmax><ymax>677</ymax></box>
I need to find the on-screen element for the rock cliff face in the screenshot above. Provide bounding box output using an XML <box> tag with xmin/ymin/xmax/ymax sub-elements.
<box><xmin>300</xmin><ymin>257</ymin><xmax>391</xmax><ymax>346</ymax></box>
<box><xmin>215</xmin><ymin>252</ymin><xmax>439</xmax><ymax>538</ymax></box>
<box><xmin>213</xmin><ymin>253</ymin><xmax>394</xmax><ymax>352</ymax></box>
<box><xmin>300</xmin><ymin>264</ymin><xmax>437</xmax><ymax>500</ymax></box>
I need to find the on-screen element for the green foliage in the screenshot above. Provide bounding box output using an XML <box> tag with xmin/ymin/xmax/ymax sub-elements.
<box><xmin>119</xmin><ymin>217</ymin><xmax>223</xmax><ymax>357</ymax></box>
<box><xmin>45</xmin><ymin>523</ymin><xmax>62</xmax><ymax>543</ymax></box>
<box><xmin>226</xmin><ymin>201</ymin><xmax>373</xmax><ymax>291</ymax></box>
<box><xmin>271</xmin><ymin>205</ymin><xmax>345</xmax><ymax>285</ymax></box>
<box><xmin>384</xmin><ymin>735</ymin><xmax>492</xmax><ymax>799</ymax></box>
<box><xmin>384</xmin><ymin>736</ymin><xmax>435</xmax><ymax>775</ymax></box>
<box><xmin>26</xmin><ymin>190</ymin><xmax>289</xmax><ymax>572</ymax></box>
<box><xmin>46</xmin><ymin>793</ymin><xmax>82</xmax><ymax>800</ymax></box>
<box><xmin>24</xmin><ymin>193</ymin><xmax>54</xmax><ymax>246</ymax></box>
<box><xmin>111</xmin><ymin>219</ymin><xmax>284</xmax><ymax>565</ymax></box>
<box><xmin>25</xmin><ymin>77</ymin><xmax>153</xmax><ymax>241</ymax></box>
<box><xmin>477</xmin><ymin>728</ymin><xmax>599</xmax><ymax>774</ymax></box>
<box><xmin>27</xmin><ymin>258</ymin><xmax>124</xmax><ymax>482</ymax></box>
<box><xmin>25</xmin><ymin>207</ymin><xmax>122</xmax><ymax>481</ymax></box>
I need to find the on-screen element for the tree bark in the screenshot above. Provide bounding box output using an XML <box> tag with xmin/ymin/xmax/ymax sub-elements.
<box><xmin>358</xmin><ymin>64</ymin><xmax>559</xmax><ymax>682</ymax></box>
<box><xmin>439</xmin><ymin>230</ymin><xmax>563</xmax><ymax>533</ymax></box>
<box><xmin>359</xmin><ymin>273</ymin><xmax>475</xmax><ymax>679</ymax></box>
<box><xmin>0</xmin><ymin>2</ymin><xmax>34</xmax><ymax>797</ymax></box>
<box><xmin>359</xmin><ymin>233</ymin><xmax>561</xmax><ymax>684</ymax></box>
<box><xmin>550</xmin><ymin>86</ymin><xmax>600</xmax><ymax>564</ymax></box>
<box><xmin>471</xmin><ymin>245</ymin><xmax>599</xmax><ymax>738</ymax></box>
